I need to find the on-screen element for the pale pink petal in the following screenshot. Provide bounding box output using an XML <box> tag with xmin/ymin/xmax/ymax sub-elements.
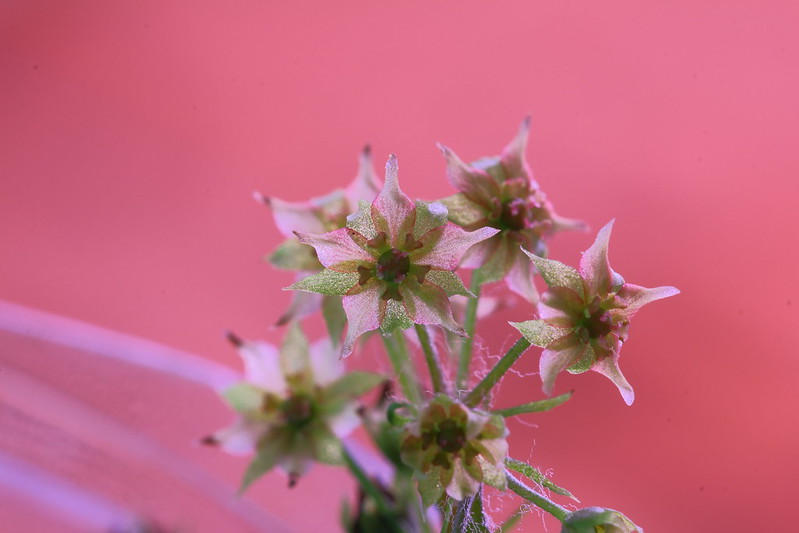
<box><xmin>309</xmin><ymin>338</ymin><xmax>345</xmax><ymax>385</ymax></box>
<box><xmin>340</xmin><ymin>281</ymin><xmax>384</xmax><ymax>357</ymax></box>
<box><xmin>437</xmin><ymin>143</ymin><xmax>500</xmax><ymax>204</ymax></box>
<box><xmin>238</xmin><ymin>341</ymin><xmax>286</xmax><ymax>393</ymax></box>
<box><xmin>579</xmin><ymin>219</ymin><xmax>615</xmax><ymax>296</ymax></box>
<box><xmin>401</xmin><ymin>281</ymin><xmax>466</xmax><ymax>336</ymax></box>
<box><xmin>445</xmin><ymin>459</ymin><xmax>481</xmax><ymax>501</ymax></box>
<box><xmin>345</xmin><ymin>144</ymin><xmax>382</xmax><ymax>204</ymax></box>
<box><xmin>213</xmin><ymin>418</ymin><xmax>263</xmax><ymax>455</ymax></box>
<box><xmin>371</xmin><ymin>154</ymin><xmax>416</xmax><ymax>245</ymax></box>
<box><xmin>295</xmin><ymin>228</ymin><xmax>373</xmax><ymax>271</ymax></box>
<box><xmin>275</xmin><ymin>286</ymin><xmax>323</xmax><ymax>326</ymax></box>
<box><xmin>458</xmin><ymin>236</ymin><xmax>499</xmax><ymax>269</ymax></box>
<box><xmin>592</xmin><ymin>356</ymin><xmax>635</xmax><ymax>406</ymax></box>
<box><xmin>266</xmin><ymin>196</ymin><xmax>327</xmax><ymax>237</ymax></box>
<box><xmin>499</xmin><ymin>116</ymin><xmax>534</xmax><ymax>184</ymax></box>
<box><xmin>539</xmin><ymin>334</ymin><xmax>587</xmax><ymax>396</ymax></box>
<box><xmin>618</xmin><ymin>283</ymin><xmax>680</xmax><ymax>317</ymax></box>
<box><xmin>505</xmin><ymin>249</ymin><xmax>540</xmax><ymax>304</ymax></box>
<box><xmin>413</xmin><ymin>224</ymin><xmax>499</xmax><ymax>270</ymax></box>
<box><xmin>328</xmin><ymin>404</ymin><xmax>361</xmax><ymax>438</ymax></box>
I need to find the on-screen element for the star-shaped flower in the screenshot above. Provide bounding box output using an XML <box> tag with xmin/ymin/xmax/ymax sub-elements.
<box><xmin>288</xmin><ymin>154</ymin><xmax>499</xmax><ymax>357</ymax></box>
<box><xmin>511</xmin><ymin>220</ymin><xmax>679</xmax><ymax>405</ymax></box>
<box><xmin>204</xmin><ymin>323</ymin><xmax>384</xmax><ymax>490</ymax></box>
<box><xmin>259</xmin><ymin>146</ymin><xmax>382</xmax><ymax>338</ymax></box>
<box><xmin>561</xmin><ymin>507</ymin><xmax>643</xmax><ymax>533</ymax></box>
<box><xmin>399</xmin><ymin>395</ymin><xmax>508</xmax><ymax>506</ymax></box>
<box><xmin>438</xmin><ymin>117</ymin><xmax>586</xmax><ymax>303</ymax></box>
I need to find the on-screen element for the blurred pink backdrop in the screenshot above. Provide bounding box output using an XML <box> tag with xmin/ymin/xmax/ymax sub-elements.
<box><xmin>1</xmin><ymin>1</ymin><xmax>797</xmax><ymax>531</ymax></box>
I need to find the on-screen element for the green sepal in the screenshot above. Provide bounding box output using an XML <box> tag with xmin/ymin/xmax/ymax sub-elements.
<box><xmin>438</xmin><ymin>193</ymin><xmax>486</xmax><ymax>228</ymax></box>
<box><xmin>222</xmin><ymin>382</ymin><xmax>264</xmax><ymax>413</ymax></box>
<box><xmin>417</xmin><ymin>471</ymin><xmax>445</xmax><ymax>508</ymax></box>
<box><xmin>412</xmin><ymin>200</ymin><xmax>449</xmax><ymax>239</ymax></box>
<box><xmin>475</xmin><ymin>233</ymin><xmax>511</xmax><ymax>283</ymax></box>
<box><xmin>287</xmin><ymin>269</ymin><xmax>359</xmax><ymax>296</ymax></box>
<box><xmin>311</xmin><ymin>426</ymin><xmax>344</xmax><ymax>465</ymax></box>
<box><xmin>268</xmin><ymin>239</ymin><xmax>321</xmax><ymax>271</ymax></box>
<box><xmin>279</xmin><ymin>322</ymin><xmax>311</xmax><ymax>384</ymax></box>
<box><xmin>521</xmin><ymin>248</ymin><xmax>584</xmax><ymax>296</ymax></box>
<box><xmin>505</xmin><ymin>457</ymin><xmax>579</xmax><ymax>501</ymax></box>
<box><xmin>493</xmin><ymin>391</ymin><xmax>573</xmax><ymax>417</ymax></box>
<box><xmin>239</xmin><ymin>443</ymin><xmax>281</xmax><ymax>494</ymax></box>
<box><xmin>322</xmin><ymin>371</ymin><xmax>385</xmax><ymax>410</ymax></box>
<box><xmin>380</xmin><ymin>299</ymin><xmax>413</xmax><ymax>334</ymax></box>
<box><xmin>345</xmin><ymin>199</ymin><xmax>377</xmax><ymax>239</ymax></box>
<box><xmin>425</xmin><ymin>270</ymin><xmax>473</xmax><ymax>297</ymax></box>
<box><xmin>321</xmin><ymin>295</ymin><xmax>346</xmax><ymax>346</ymax></box>
<box><xmin>510</xmin><ymin>319</ymin><xmax>565</xmax><ymax>348</ymax></box>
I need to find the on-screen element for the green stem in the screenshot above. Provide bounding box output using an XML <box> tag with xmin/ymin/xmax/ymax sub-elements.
<box><xmin>382</xmin><ymin>332</ymin><xmax>422</xmax><ymax>405</ymax></box>
<box><xmin>457</xmin><ymin>273</ymin><xmax>483</xmax><ymax>390</ymax></box>
<box><xmin>415</xmin><ymin>324</ymin><xmax>446</xmax><ymax>395</ymax></box>
<box><xmin>506</xmin><ymin>472</ymin><xmax>569</xmax><ymax>522</ymax></box>
<box><xmin>464</xmin><ymin>337</ymin><xmax>531</xmax><ymax>407</ymax></box>
<box><xmin>342</xmin><ymin>447</ymin><xmax>403</xmax><ymax>533</ymax></box>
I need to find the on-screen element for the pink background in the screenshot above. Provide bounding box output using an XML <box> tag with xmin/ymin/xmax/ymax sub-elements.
<box><xmin>2</xmin><ymin>1</ymin><xmax>798</xmax><ymax>531</ymax></box>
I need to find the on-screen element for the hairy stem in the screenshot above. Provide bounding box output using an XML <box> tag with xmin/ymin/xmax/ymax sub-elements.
<box><xmin>506</xmin><ymin>472</ymin><xmax>569</xmax><ymax>522</ymax></box>
<box><xmin>464</xmin><ymin>337</ymin><xmax>531</xmax><ymax>407</ymax></box>
<box><xmin>457</xmin><ymin>274</ymin><xmax>483</xmax><ymax>391</ymax></box>
<box><xmin>415</xmin><ymin>324</ymin><xmax>446</xmax><ymax>395</ymax></box>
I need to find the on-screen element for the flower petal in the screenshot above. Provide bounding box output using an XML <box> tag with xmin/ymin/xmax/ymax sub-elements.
<box><xmin>438</xmin><ymin>143</ymin><xmax>501</xmax><ymax>205</ymax></box>
<box><xmin>275</xmin><ymin>282</ymin><xmax>324</xmax><ymax>325</ymax></box>
<box><xmin>294</xmin><ymin>228</ymin><xmax>374</xmax><ymax>271</ymax></box>
<box><xmin>592</xmin><ymin>355</ymin><xmax>635</xmax><ymax>406</ymax></box>
<box><xmin>579</xmin><ymin>219</ymin><xmax>615</xmax><ymax>295</ymax></box>
<box><xmin>371</xmin><ymin>154</ymin><xmax>416</xmax><ymax>246</ymax></box>
<box><xmin>344</xmin><ymin>144</ymin><xmax>382</xmax><ymax>205</ymax></box>
<box><xmin>539</xmin><ymin>333</ymin><xmax>587</xmax><ymax>396</ymax></box>
<box><xmin>499</xmin><ymin>116</ymin><xmax>534</xmax><ymax>186</ymax></box>
<box><xmin>505</xmin><ymin>249</ymin><xmax>540</xmax><ymax>304</ymax></box>
<box><xmin>266</xmin><ymin>197</ymin><xmax>327</xmax><ymax>237</ymax></box>
<box><xmin>212</xmin><ymin>418</ymin><xmax>263</xmax><ymax>455</ymax></box>
<box><xmin>237</xmin><ymin>341</ymin><xmax>286</xmax><ymax>393</ymax></box>
<box><xmin>413</xmin><ymin>224</ymin><xmax>499</xmax><ymax>270</ymax></box>
<box><xmin>400</xmin><ymin>280</ymin><xmax>466</xmax><ymax>336</ymax></box>
<box><xmin>340</xmin><ymin>280</ymin><xmax>384</xmax><ymax>357</ymax></box>
<box><xmin>618</xmin><ymin>283</ymin><xmax>680</xmax><ymax>317</ymax></box>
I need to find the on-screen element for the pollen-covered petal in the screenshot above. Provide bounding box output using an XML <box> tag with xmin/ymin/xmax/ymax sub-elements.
<box><xmin>295</xmin><ymin>228</ymin><xmax>374</xmax><ymax>271</ymax></box>
<box><xmin>617</xmin><ymin>283</ymin><xmax>680</xmax><ymax>317</ymax></box>
<box><xmin>579</xmin><ymin>219</ymin><xmax>615</xmax><ymax>295</ymax></box>
<box><xmin>523</xmin><ymin>247</ymin><xmax>585</xmax><ymax>297</ymax></box>
<box><xmin>539</xmin><ymin>333</ymin><xmax>587</xmax><ymax>396</ymax></box>
<box><xmin>400</xmin><ymin>280</ymin><xmax>466</xmax><ymax>337</ymax></box>
<box><xmin>437</xmin><ymin>142</ymin><xmax>501</xmax><ymax>204</ymax></box>
<box><xmin>592</xmin><ymin>356</ymin><xmax>635</xmax><ymax>406</ymax></box>
<box><xmin>344</xmin><ymin>144</ymin><xmax>382</xmax><ymax>205</ymax></box>
<box><xmin>237</xmin><ymin>340</ymin><xmax>287</xmax><ymax>393</ymax></box>
<box><xmin>499</xmin><ymin>116</ymin><xmax>534</xmax><ymax>185</ymax></box>
<box><xmin>371</xmin><ymin>154</ymin><xmax>416</xmax><ymax>245</ymax></box>
<box><xmin>413</xmin><ymin>224</ymin><xmax>499</xmax><ymax>270</ymax></box>
<box><xmin>265</xmin><ymin>196</ymin><xmax>328</xmax><ymax>237</ymax></box>
<box><xmin>340</xmin><ymin>280</ymin><xmax>384</xmax><ymax>357</ymax></box>
<box><xmin>505</xmin><ymin>250</ymin><xmax>540</xmax><ymax>304</ymax></box>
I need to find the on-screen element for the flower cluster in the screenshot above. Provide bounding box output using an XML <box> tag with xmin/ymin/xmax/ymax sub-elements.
<box><xmin>205</xmin><ymin>118</ymin><xmax>677</xmax><ymax>532</ymax></box>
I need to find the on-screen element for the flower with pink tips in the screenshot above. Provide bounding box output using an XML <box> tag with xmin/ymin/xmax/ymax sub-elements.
<box><xmin>438</xmin><ymin>117</ymin><xmax>586</xmax><ymax>304</ymax></box>
<box><xmin>289</xmin><ymin>154</ymin><xmax>499</xmax><ymax>357</ymax></box>
<box><xmin>511</xmin><ymin>220</ymin><xmax>679</xmax><ymax>405</ymax></box>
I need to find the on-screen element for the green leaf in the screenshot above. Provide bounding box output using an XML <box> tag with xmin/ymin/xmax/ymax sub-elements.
<box><xmin>287</xmin><ymin>269</ymin><xmax>359</xmax><ymax>296</ymax></box>
<box><xmin>505</xmin><ymin>458</ymin><xmax>579</xmax><ymax>501</ymax></box>
<box><xmin>509</xmin><ymin>319</ymin><xmax>565</xmax><ymax>348</ymax></box>
<box><xmin>493</xmin><ymin>391</ymin><xmax>573</xmax><ymax>417</ymax></box>
<box><xmin>425</xmin><ymin>270</ymin><xmax>473</xmax><ymax>297</ymax></box>
<box><xmin>412</xmin><ymin>200</ymin><xmax>449</xmax><ymax>239</ymax></box>
<box><xmin>222</xmin><ymin>383</ymin><xmax>263</xmax><ymax>412</ymax></box>
<box><xmin>321</xmin><ymin>295</ymin><xmax>346</xmax><ymax>346</ymax></box>
<box><xmin>268</xmin><ymin>239</ymin><xmax>320</xmax><ymax>271</ymax></box>
<box><xmin>521</xmin><ymin>248</ymin><xmax>584</xmax><ymax>295</ymax></box>
<box><xmin>438</xmin><ymin>193</ymin><xmax>486</xmax><ymax>228</ymax></box>
<box><xmin>239</xmin><ymin>444</ymin><xmax>281</xmax><ymax>494</ymax></box>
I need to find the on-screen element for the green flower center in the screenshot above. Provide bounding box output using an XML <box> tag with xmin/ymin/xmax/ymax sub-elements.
<box><xmin>377</xmin><ymin>248</ymin><xmax>411</xmax><ymax>283</ymax></box>
<box><xmin>577</xmin><ymin>301</ymin><xmax>614</xmax><ymax>340</ymax></box>
<box><xmin>433</xmin><ymin>419</ymin><xmax>467</xmax><ymax>453</ymax></box>
<box><xmin>281</xmin><ymin>394</ymin><xmax>315</xmax><ymax>428</ymax></box>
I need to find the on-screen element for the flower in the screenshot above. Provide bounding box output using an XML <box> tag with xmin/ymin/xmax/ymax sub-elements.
<box><xmin>399</xmin><ymin>395</ymin><xmax>508</xmax><ymax>506</ymax></box>
<box><xmin>437</xmin><ymin>117</ymin><xmax>586</xmax><ymax>303</ymax></box>
<box><xmin>511</xmin><ymin>220</ymin><xmax>679</xmax><ymax>405</ymax></box>
<box><xmin>561</xmin><ymin>507</ymin><xmax>643</xmax><ymax>533</ymax></box>
<box><xmin>288</xmin><ymin>154</ymin><xmax>498</xmax><ymax>357</ymax></box>
<box><xmin>203</xmin><ymin>323</ymin><xmax>384</xmax><ymax>490</ymax></box>
<box><xmin>259</xmin><ymin>145</ymin><xmax>382</xmax><ymax>337</ymax></box>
